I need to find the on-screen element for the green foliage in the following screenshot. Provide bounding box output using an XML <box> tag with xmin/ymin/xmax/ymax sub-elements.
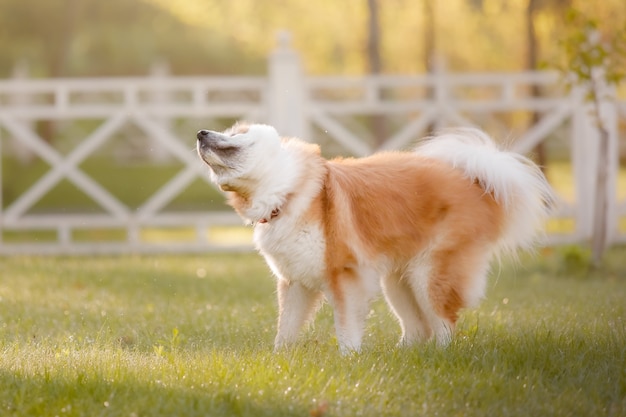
<box><xmin>0</xmin><ymin>0</ymin><xmax>264</xmax><ymax>77</ymax></box>
<box><xmin>550</xmin><ymin>7</ymin><xmax>626</xmax><ymax>266</ymax></box>
<box><xmin>0</xmin><ymin>251</ymin><xmax>625</xmax><ymax>416</ymax></box>
<box><xmin>557</xmin><ymin>245</ymin><xmax>592</xmax><ymax>276</ymax></box>
<box><xmin>556</xmin><ymin>7</ymin><xmax>626</xmax><ymax>92</ymax></box>
<box><xmin>521</xmin><ymin>245</ymin><xmax>626</xmax><ymax>280</ymax></box>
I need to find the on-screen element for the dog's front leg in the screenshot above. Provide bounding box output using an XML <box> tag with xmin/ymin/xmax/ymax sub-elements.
<box><xmin>274</xmin><ymin>278</ymin><xmax>322</xmax><ymax>350</ymax></box>
<box><xmin>327</xmin><ymin>277</ymin><xmax>374</xmax><ymax>354</ymax></box>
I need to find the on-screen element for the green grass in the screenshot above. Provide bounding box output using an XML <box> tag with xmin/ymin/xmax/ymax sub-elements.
<box><xmin>0</xmin><ymin>248</ymin><xmax>625</xmax><ymax>417</ymax></box>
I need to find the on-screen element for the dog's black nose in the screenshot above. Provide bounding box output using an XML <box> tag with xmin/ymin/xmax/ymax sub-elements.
<box><xmin>197</xmin><ymin>130</ymin><xmax>210</xmax><ymax>140</ymax></box>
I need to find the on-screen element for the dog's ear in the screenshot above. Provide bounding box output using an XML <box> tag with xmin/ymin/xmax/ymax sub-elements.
<box><xmin>303</xmin><ymin>142</ymin><xmax>321</xmax><ymax>156</ymax></box>
<box><xmin>282</xmin><ymin>137</ymin><xmax>321</xmax><ymax>156</ymax></box>
<box><xmin>226</xmin><ymin>122</ymin><xmax>250</xmax><ymax>135</ymax></box>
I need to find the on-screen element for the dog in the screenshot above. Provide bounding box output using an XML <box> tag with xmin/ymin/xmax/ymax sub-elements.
<box><xmin>196</xmin><ymin>123</ymin><xmax>554</xmax><ymax>353</ymax></box>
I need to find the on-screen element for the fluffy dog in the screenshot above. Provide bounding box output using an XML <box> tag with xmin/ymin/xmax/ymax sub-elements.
<box><xmin>196</xmin><ymin>123</ymin><xmax>554</xmax><ymax>352</ymax></box>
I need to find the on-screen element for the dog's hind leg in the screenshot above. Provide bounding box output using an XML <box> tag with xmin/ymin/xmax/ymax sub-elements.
<box><xmin>409</xmin><ymin>280</ymin><xmax>456</xmax><ymax>347</ymax></box>
<box><xmin>381</xmin><ymin>273</ymin><xmax>430</xmax><ymax>345</ymax></box>
<box><xmin>407</xmin><ymin>246</ymin><xmax>491</xmax><ymax>347</ymax></box>
<box><xmin>274</xmin><ymin>279</ymin><xmax>323</xmax><ymax>350</ymax></box>
<box><xmin>405</xmin><ymin>253</ymin><xmax>460</xmax><ymax>347</ymax></box>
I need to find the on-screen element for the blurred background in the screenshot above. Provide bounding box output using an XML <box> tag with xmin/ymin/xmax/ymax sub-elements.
<box><xmin>0</xmin><ymin>0</ymin><xmax>624</xmax><ymax>77</ymax></box>
<box><xmin>0</xmin><ymin>0</ymin><xmax>624</xmax><ymax>257</ymax></box>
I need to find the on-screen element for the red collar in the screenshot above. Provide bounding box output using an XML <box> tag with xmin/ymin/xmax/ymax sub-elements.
<box><xmin>257</xmin><ymin>208</ymin><xmax>280</xmax><ymax>224</ymax></box>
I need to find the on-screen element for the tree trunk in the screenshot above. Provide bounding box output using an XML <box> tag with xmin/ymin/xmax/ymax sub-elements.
<box><xmin>525</xmin><ymin>0</ymin><xmax>546</xmax><ymax>169</ymax></box>
<box><xmin>366</xmin><ymin>0</ymin><xmax>387</xmax><ymax>149</ymax></box>
<box><xmin>423</xmin><ymin>0</ymin><xmax>437</xmax><ymax>135</ymax></box>
<box><xmin>367</xmin><ymin>0</ymin><xmax>382</xmax><ymax>75</ymax></box>
<box><xmin>423</xmin><ymin>0</ymin><xmax>436</xmax><ymax>72</ymax></box>
<box><xmin>39</xmin><ymin>0</ymin><xmax>80</xmax><ymax>143</ymax></box>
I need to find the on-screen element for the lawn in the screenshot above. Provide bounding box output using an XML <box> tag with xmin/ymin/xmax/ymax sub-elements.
<box><xmin>0</xmin><ymin>248</ymin><xmax>625</xmax><ymax>417</ymax></box>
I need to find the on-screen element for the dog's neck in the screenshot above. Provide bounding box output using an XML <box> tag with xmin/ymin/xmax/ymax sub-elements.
<box><xmin>255</xmin><ymin>190</ymin><xmax>296</xmax><ymax>224</ymax></box>
<box><xmin>257</xmin><ymin>208</ymin><xmax>281</xmax><ymax>224</ymax></box>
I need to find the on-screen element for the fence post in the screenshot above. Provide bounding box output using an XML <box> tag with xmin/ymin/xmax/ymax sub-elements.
<box><xmin>571</xmin><ymin>94</ymin><xmax>597</xmax><ymax>242</ymax></box>
<box><xmin>571</xmin><ymin>86</ymin><xmax>618</xmax><ymax>246</ymax></box>
<box><xmin>599</xmin><ymin>87</ymin><xmax>619</xmax><ymax>245</ymax></box>
<box><xmin>0</xmin><ymin>121</ymin><xmax>2</xmax><ymax>230</ymax></box>
<box><xmin>267</xmin><ymin>31</ymin><xmax>308</xmax><ymax>139</ymax></box>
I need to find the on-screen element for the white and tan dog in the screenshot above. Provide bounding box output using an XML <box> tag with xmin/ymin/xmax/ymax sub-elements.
<box><xmin>196</xmin><ymin>123</ymin><xmax>553</xmax><ymax>353</ymax></box>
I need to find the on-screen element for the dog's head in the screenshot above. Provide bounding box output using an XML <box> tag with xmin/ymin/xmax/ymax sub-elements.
<box><xmin>197</xmin><ymin>123</ymin><xmax>313</xmax><ymax>223</ymax></box>
<box><xmin>196</xmin><ymin>123</ymin><xmax>284</xmax><ymax>193</ymax></box>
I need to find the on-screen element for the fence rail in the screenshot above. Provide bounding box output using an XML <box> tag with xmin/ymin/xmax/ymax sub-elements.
<box><xmin>0</xmin><ymin>37</ymin><xmax>624</xmax><ymax>255</ymax></box>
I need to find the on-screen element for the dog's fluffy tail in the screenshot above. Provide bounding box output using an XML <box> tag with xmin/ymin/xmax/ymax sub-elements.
<box><xmin>416</xmin><ymin>128</ymin><xmax>555</xmax><ymax>256</ymax></box>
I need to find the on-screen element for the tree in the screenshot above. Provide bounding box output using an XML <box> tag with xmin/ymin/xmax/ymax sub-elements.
<box><xmin>524</xmin><ymin>0</ymin><xmax>572</xmax><ymax>169</ymax></box>
<box><xmin>557</xmin><ymin>9</ymin><xmax>626</xmax><ymax>265</ymax></box>
<box><xmin>366</xmin><ymin>0</ymin><xmax>388</xmax><ymax>147</ymax></box>
<box><xmin>423</xmin><ymin>0</ymin><xmax>436</xmax><ymax>73</ymax></box>
<box><xmin>423</xmin><ymin>0</ymin><xmax>437</xmax><ymax>136</ymax></box>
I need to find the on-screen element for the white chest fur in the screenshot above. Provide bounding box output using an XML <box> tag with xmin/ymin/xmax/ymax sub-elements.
<box><xmin>254</xmin><ymin>219</ymin><xmax>326</xmax><ymax>290</ymax></box>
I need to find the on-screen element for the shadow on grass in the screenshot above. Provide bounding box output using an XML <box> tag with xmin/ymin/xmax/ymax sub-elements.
<box><xmin>0</xmin><ymin>369</ymin><xmax>305</xmax><ymax>417</ymax></box>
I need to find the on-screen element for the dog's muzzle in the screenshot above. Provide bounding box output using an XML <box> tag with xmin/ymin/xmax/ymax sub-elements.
<box><xmin>197</xmin><ymin>129</ymin><xmax>218</xmax><ymax>153</ymax></box>
<box><xmin>196</xmin><ymin>130</ymin><xmax>215</xmax><ymax>160</ymax></box>
<box><xmin>197</xmin><ymin>130</ymin><xmax>210</xmax><ymax>140</ymax></box>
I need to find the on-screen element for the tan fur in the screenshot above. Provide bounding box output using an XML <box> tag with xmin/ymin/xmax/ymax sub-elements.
<box><xmin>228</xmin><ymin>146</ymin><xmax>503</xmax><ymax>333</ymax></box>
<box><xmin>197</xmin><ymin>123</ymin><xmax>551</xmax><ymax>352</ymax></box>
<box><xmin>313</xmin><ymin>152</ymin><xmax>502</xmax><ymax>327</ymax></box>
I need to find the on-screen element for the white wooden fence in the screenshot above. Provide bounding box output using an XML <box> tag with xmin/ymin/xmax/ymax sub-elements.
<box><xmin>0</xmin><ymin>34</ymin><xmax>624</xmax><ymax>254</ymax></box>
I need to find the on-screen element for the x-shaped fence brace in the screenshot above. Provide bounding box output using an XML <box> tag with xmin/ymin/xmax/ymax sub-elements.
<box><xmin>0</xmin><ymin>112</ymin><xmax>214</xmax><ymax>224</ymax></box>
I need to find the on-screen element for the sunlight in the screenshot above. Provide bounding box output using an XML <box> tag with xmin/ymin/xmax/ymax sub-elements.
<box><xmin>145</xmin><ymin>0</ymin><xmax>218</xmax><ymax>27</ymax></box>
